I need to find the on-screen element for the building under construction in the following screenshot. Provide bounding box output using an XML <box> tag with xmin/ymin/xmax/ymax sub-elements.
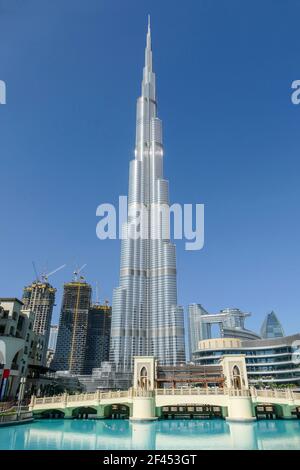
<box><xmin>22</xmin><ymin>282</ymin><xmax>56</xmax><ymax>365</ymax></box>
<box><xmin>84</xmin><ymin>303</ymin><xmax>112</xmax><ymax>374</ymax></box>
<box><xmin>52</xmin><ymin>281</ymin><xmax>92</xmax><ymax>375</ymax></box>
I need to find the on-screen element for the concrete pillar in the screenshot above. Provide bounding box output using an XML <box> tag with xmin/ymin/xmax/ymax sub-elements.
<box><xmin>131</xmin><ymin>421</ymin><xmax>156</xmax><ymax>449</ymax></box>
<box><xmin>130</xmin><ymin>397</ymin><xmax>157</xmax><ymax>421</ymax></box>
<box><xmin>96</xmin><ymin>406</ymin><xmax>105</xmax><ymax>419</ymax></box>
<box><xmin>281</xmin><ymin>404</ymin><xmax>293</xmax><ymax>419</ymax></box>
<box><xmin>228</xmin><ymin>421</ymin><xmax>258</xmax><ymax>449</ymax></box>
<box><xmin>64</xmin><ymin>408</ymin><xmax>73</xmax><ymax>419</ymax></box>
<box><xmin>227</xmin><ymin>396</ymin><xmax>256</xmax><ymax>422</ymax></box>
<box><xmin>29</xmin><ymin>395</ymin><xmax>36</xmax><ymax>410</ymax></box>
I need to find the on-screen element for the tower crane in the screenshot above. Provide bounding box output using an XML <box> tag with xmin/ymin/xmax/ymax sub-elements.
<box><xmin>72</xmin><ymin>264</ymin><xmax>87</xmax><ymax>282</ymax></box>
<box><xmin>32</xmin><ymin>262</ymin><xmax>66</xmax><ymax>283</ymax></box>
<box><xmin>41</xmin><ymin>264</ymin><xmax>66</xmax><ymax>283</ymax></box>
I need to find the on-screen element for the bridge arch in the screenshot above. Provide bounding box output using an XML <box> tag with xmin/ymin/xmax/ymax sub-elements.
<box><xmin>72</xmin><ymin>407</ymin><xmax>97</xmax><ymax>419</ymax></box>
<box><xmin>103</xmin><ymin>403</ymin><xmax>130</xmax><ymax>419</ymax></box>
<box><xmin>232</xmin><ymin>365</ymin><xmax>242</xmax><ymax>390</ymax></box>
<box><xmin>159</xmin><ymin>403</ymin><xmax>225</xmax><ymax>419</ymax></box>
<box><xmin>255</xmin><ymin>403</ymin><xmax>284</xmax><ymax>420</ymax></box>
<box><xmin>39</xmin><ymin>409</ymin><xmax>65</xmax><ymax>419</ymax></box>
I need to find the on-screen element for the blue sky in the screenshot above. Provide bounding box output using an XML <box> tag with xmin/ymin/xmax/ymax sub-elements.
<box><xmin>0</xmin><ymin>0</ymin><xmax>300</xmax><ymax>336</ymax></box>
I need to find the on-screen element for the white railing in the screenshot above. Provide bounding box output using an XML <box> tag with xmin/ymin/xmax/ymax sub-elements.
<box><xmin>253</xmin><ymin>389</ymin><xmax>300</xmax><ymax>401</ymax></box>
<box><xmin>30</xmin><ymin>386</ymin><xmax>300</xmax><ymax>410</ymax></box>
<box><xmin>31</xmin><ymin>390</ymin><xmax>131</xmax><ymax>407</ymax></box>
<box><xmin>0</xmin><ymin>411</ymin><xmax>32</xmax><ymax>424</ymax></box>
<box><xmin>228</xmin><ymin>389</ymin><xmax>250</xmax><ymax>397</ymax></box>
<box><xmin>155</xmin><ymin>387</ymin><xmax>225</xmax><ymax>396</ymax></box>
<box><xmin>131</xmin><ymin>389</ymin><xmax>154</xmax><ymax>398</ymax></box>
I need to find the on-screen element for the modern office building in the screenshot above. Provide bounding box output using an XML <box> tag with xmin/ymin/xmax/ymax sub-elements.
<box><xmin>193</xmin><ymin>335</ymin><xmax>300</xmax><ymax>387</ymax></box>
<box><xmin>52</xmin><ymin>281</ymin><xmax>92</xmax><ymax>375</ymax></box>
<box><xmin>188</xmin><ymin>304</ymin><xmax>211</xmax><ymax>360</ymax></box>
<box><xmin>77</xmin><ymin>362</ymin><xmax>132</xmax><ymax>392</ymax></box>
<box><xmin>84</xmin><ymin>303</ymin><xmax>112</xmax><ymax>374</ymax></box>
<box><xmin>110</xmin><ymin>19</ymin><xmax>185</xmax><ymax>373</ymax></box>
<box><xmin>0</xmin><ymin>298</ymin><xmax>46</xmax><ymax>400</ymax></box>
<box><xmin>46</xmin><ymin>324</ymin><xmax>59</xmax><ymax>368</ymax></box>
<box><xmin>48</xmin><ymin>325</ymin><xmax>58</xmax><ymax>351</ymax></box>
<box><xmin>260</xmin><ymin>311</ymin><xmax>285</xmax><ymax>339</ymax></box>
<box><xmin>22</xmin><ymin>281</ymin><xmax>56</xmax><ymax>365</ymax></box>
<box><xmin>188</xmin><ymin>305</ymin><xmax>260</xmax><ymax>358</ymax></box>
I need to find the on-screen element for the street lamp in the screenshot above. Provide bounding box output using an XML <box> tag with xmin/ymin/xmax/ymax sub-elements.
<box><xmin>17</xmin><ymin>377</ymin><xmax>26</xmax><ymax>419</ymax></box>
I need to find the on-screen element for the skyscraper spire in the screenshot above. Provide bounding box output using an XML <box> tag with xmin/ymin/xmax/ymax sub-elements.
<box><xmin>146</xmin><ymin>14</ymin><xmax>151</xmax><ymax>51</ymax></box>
<box><xmin>110</xmin><ymin>19</ymin><xmax>185</xmax><ymax>374</ymax></box>
<box><xmin>143</xmin><ymin>16</ymin><xmax>154</xmax><ymax>97</ymax></box>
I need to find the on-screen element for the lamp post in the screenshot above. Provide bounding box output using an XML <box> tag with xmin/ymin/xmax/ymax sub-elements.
<box><xmin>17</xmin><ymin>377</ymin><xmax>26</xmax><ymax>419</ymax></box>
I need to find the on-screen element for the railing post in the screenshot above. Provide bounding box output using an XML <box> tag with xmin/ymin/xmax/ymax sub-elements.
<box><xmin>29</xmin><ymin>395</ymin><xmax>36</xmax><ymax>408</ymax></box>
<box><xmin>63</xmin><ymin>392</ymin><xmax>68</xmax><ymax>408</ymax></box>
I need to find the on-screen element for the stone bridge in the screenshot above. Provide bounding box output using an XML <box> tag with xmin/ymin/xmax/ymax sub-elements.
<box><xmin>28</xmin><ymin>356</ymin><xmax>300</xmax><ymax>421</ymax></box>
<box><xmin>29</xmin><ymin>387</ymin><xmax>300</xmax><ymax>421</ymax></box>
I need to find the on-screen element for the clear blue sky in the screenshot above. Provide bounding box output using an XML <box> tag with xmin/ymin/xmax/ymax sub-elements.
<box><xmin>0</xmin><ymin>0</ymin><xmax>299</xmax><ymax>336</ymax></box>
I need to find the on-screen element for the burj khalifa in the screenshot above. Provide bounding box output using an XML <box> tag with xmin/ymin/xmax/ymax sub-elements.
<box><xmin>110</xmin><ymin>18</ymin><xmax>186</xmax><ymax>372</ymax></box>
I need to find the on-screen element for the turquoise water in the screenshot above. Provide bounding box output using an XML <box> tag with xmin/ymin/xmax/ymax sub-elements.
<box><xmin>1</xmin><ymin>419</ymin><xmax>300</xmax><ymax>450</ymax></box>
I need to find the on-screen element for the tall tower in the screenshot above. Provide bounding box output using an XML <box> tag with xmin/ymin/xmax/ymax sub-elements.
<box><xmin>84</xmin><ymin>303</ymin><xmax>112</xmax><ymax>374</ymax></box>
<box><xmin>52</xmin><ymin>281</ymin><xmax>92</xmax><ymax>374</ymax></box>
<box><xmin>22</xmin><ymin>281</ymin><xmax>56</xmax><ymax>365</ymax></box>
<box><xmin>260</xmin><ymin>311</ymin><xmax>285</xmax><ymax>339</ymax></box>
<box><xmin>110</xmin><ymin>19</ymin><xmax>186</xmax><ymax>372</ymax></box>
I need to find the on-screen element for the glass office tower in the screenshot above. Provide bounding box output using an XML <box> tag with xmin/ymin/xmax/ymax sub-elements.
<box><xmin>260</xmin><ymin>311</ymin><xmax>285</xmax><ymax>338</ymax></box>
<box><xmin>110</xmin><ymin>19</ymin><xmax>186</xmax><ymax>371</ymax></box>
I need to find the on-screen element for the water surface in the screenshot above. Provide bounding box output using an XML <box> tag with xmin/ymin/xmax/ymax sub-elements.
<box><xmin>1</xmin><ymin>419</ymin><xmax>300</xmax><ymax>450</ymax></box>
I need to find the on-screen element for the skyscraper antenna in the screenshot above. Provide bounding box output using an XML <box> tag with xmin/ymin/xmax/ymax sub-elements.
<box><xmin>95</xmin><ymin>281</ymin><xmax>100</xmax><ymax>305</ymax></box>
<box><xmin>148</xmin><ymin>14</ymin><xmax>151</xmax><ymax>31</ymax></box>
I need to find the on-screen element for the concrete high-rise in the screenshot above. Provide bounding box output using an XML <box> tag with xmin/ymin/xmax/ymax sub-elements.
<box><xmin>110</xmin><ymin>19</ymin><xmax>186</xmax><ymax>372</ymax></box>
<box><xmin>22</xmin><ymin>281</ymin><xmax>56</xmax><ymax>365</ymax></box>
<box><xmin>84</xmin><ymin>303</ymin><xmax>112</xmax><ymax>374</ymax></box>
<box><xmin>52</xmin><ymin>281</ymin><xmax>92</xmax><ymax>375</ymax></box>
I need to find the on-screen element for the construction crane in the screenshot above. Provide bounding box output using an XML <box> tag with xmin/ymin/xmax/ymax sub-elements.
<box><xmin>41</xmin><ymin>264</ymin><xmax>66</xmax><ymax>283</ymax></box>
<box><xmin>69</xmin><ymin>264</ymin><xmax>88</xmax><ymax>372</ymax></box>
<box><xmin>95</xmin><ymin>281</ymin><xmax>100</xmax><ymax>305</ymax></box>
<box><xmin>72</xmin><ymin>264</ymin><xmax>87</xmax><ymax>282</ymax></box>
<box><xmin>32</xmin><ymin>261</ymin><xmax>40</xmax><ymax>282</ymax></box>
<box><xmin>32</xmin><ymin>261</ymin><xmax>66</xmax><ymax>283</ymax></box>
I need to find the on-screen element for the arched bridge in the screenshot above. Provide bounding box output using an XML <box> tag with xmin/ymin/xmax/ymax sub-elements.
<box><xmin>29</xmin><ymin>387</ymin><xmax>300</xmax><ymax>421</ymax></box>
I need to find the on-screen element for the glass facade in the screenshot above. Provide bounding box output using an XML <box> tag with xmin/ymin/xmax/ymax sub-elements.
<box><xmin>260</xmin><ymin>311</ymin><xmax>285</xmax><ymax>339</ymax></box>
<box><xmin>193</xmin><ymin>334</ymin><xmax>300</xmax><ymax>386</ymax></box>
<box><xmin>84</xmin><ymin>304</ymin><xmax>111</xmax><ymax>374</ymax></box>
<box><xmin>52</xmin><ymin>282</ymin><xmax>92</xmax><ymax>375</ymax></box>
<box><xmin>188</xmin><ymin>305</ymin><xmax>260</xmax><ymax>359</ymax></box>
<box><xmin>110</xmin><ymin>21</ymin><xmax>185</xmax><ymax>372</ymax></box>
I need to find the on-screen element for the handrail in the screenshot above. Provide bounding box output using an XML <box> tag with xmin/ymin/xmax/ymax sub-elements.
<box><xmin>29</xmin><ymin>386</ymin><xmax>300</xmax><ymax>410</ymax></box>
<box><xmin>0</xmin><ymin>411</ymin><xmax>32</xmax><ymax>424</ymax></box>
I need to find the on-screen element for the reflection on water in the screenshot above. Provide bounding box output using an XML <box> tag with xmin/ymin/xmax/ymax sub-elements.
<box><xmin>0</xmin><ymin>419</ymin><xmax>300</xmax><ymax>450</ymax></box>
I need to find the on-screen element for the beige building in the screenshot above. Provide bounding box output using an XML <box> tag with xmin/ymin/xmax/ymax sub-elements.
<box><xmin>0</xmin><ymin>298</ymin><xmax>45</xmax><ymax>400</ymax></box>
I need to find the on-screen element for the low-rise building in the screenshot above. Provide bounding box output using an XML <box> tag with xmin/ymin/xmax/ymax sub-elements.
<box><xmin>0</xmin><ymin>298</ymin><xmax>45</xmax><ymax>400</ymax></box>
<box><xmin>193</xmin><ymin>335</ymin><xmax>300</xmax><ymax>387</ymax></box>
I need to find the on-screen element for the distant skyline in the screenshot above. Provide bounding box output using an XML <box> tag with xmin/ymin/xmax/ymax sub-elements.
<box><xmin>1</xmin><ymin>0</ymin><xmax>300</xmax><ymax>337</ymax></box>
